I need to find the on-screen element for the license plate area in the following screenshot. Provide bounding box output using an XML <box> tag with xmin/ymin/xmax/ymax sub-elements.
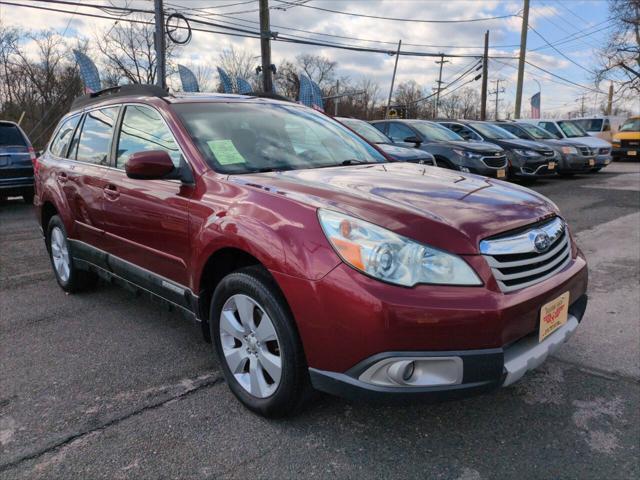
<box><xmin>539</xmin><ymin>292</ymin><xmax>570</xmax><ymax>342</ymax></box>
<box><xmin>497</xmin><ymin>169</ymin><xmax>506</xmax><ymax>178</ymax></box>
<box><xmin>548</xmin><ymin>162</ymin><xmax>555</xmax><ymax>170</ymax></box>
<box><xmin>588</xmin><ymin>158</ymin><xmax>595</xmax><ymax>166</ymax></box>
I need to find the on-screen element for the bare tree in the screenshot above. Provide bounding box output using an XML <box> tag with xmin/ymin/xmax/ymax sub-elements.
<box><xmin>274</xmin><ymin>59</ymin><xmax>299</xmax><ymax>99</ymax></box>
<box><xmin>218</xmin><ymin>45</ymin><xmax>259</xmax><ymax>91</ymax></box>
<box><xmin>95</xmin><ymin>14</ymin><xmax>175</xmax><ymax>85</ymax></box>
<box><xmin>596</xmin><ymin>0</ymin><xmax>640</xmax><ymax>95</ymax></box>
<box><xmin>296</xmin><ymin>54</ymin><xmax>337</xmax><ymax>88</ymax></box>
<box><xmin>393</xmin><ymin>80</ymin><xmax>424</xmax><ymax>118</ymax></box>
<box><xmin>0</xmin><ymin>27</ymin><xmax>82</xmax><ymax>148</ymax></box>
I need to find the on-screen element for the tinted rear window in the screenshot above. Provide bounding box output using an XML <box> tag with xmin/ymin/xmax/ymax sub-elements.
<box><xmin>0</xmin><ymin>124</ymin><xmax>27</xmax><ymax>147</ymax></box>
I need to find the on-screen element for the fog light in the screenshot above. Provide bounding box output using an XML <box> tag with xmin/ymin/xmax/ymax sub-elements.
<box><xmin>358</xmin><ymin>356</ymin><xmax>463</xmax><ymax>387</ymax></box>
<box><xmin>402</xmin><ymin>361</ymin><xmax>415</xmax><ymax>381</ymax></box>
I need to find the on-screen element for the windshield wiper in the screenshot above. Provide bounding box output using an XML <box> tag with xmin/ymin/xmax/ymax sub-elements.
<box><xmin>340</xmin><ymin>159</ymin><xmax>375</xmax><ymax>166</ymax></box>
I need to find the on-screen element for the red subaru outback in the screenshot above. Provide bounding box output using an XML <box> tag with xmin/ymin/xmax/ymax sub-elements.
<box><xmin>35</xmin><ymin>85</ymin><xmax>588</xmax><ymax>417</ymax></box>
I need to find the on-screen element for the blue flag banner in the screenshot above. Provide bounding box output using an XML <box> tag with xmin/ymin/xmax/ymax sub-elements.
<box><xmin>310</xmin><ymin>79</ymin><xmax>324</xmax><ymax>110</ymax></box>
<box><xmin>217</xmin><ymin>67</ymin><xmax>234</xmax><ymax>93</ymax></box>
<box><xmin>178</xmin><ymin>65</ymin><xmax>200</xmax><ymax>92</ymax></box>
<box><xmin>73</xmin><ymin>50</ymin><xmax>101</xmax><ymax>93</ymax></box>
<box><xmin>298</xmin><ymin>74</ymin><xmax>314</xmax><ymax>107</ymax></box>
<box><xmin>236</xmin><ymin>76</ymin><xmax>253</xmax><ymax>94</ymax></box>
<box><xmin>531</xmin><ymin>92</ymin><xmax>541</xmax><ymax>119</ymax></box>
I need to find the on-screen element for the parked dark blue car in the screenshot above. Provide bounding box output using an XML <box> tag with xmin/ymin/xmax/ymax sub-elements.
<box><xmin>0</xmin><ymin>120</ymin><xmax>35</xmax><ymax>203</ymax></box>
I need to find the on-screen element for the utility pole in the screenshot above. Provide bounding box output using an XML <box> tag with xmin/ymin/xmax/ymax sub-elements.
<box><xmin>386</xmin><ymin>40</ymin><xmax>402</xmax><ymax>118</ymax></box>
<box><xmin>434</xmin><ymin>54</ymin><xmax>450</xmax><ymax>118</ymax></box>
<box><xmin>606</xmin><ymin>82</ymin><xmax>614</xmax><ymax>115</ymax></box>
<box><xmin>154</xmin><ymin>0</ymin><xmax>166</xmax><ymax>88</ymax></box>
<box><xmin>334</xmin><ymin>79</ymin><xmax>340</xmax><ymax>116</ymax></box>
<box><xmin>480</xmin><ymin>30</ymin><xmax>489</xmax><ymax>120</ymax></box>
<box><xmin>514</xmin><ymin>0</ymin><xmax>530</xmax><ymax>118</ymax></box>
<box><xmin>577</xmin><ymin>94</ymin><xmax>587</xmax><ymax>117</ymax></box>
<box><xmin>490</xmin><ymin>79</ymin><xmax>505</xmax><ymax>120</ymax></box>
<box><xmin>259</xmin><ymin>0</ymin><xmax>273</xmax><ymax>93</ymax></box>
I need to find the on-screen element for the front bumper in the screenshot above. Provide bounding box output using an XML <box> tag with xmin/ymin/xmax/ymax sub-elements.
<box><xmin>593</xmin><ymin>153</ymin><xmax>612</xmax><ymax>168</ymax></box>
<box><xmin>612</xmin><ymin>146</ymin><xmax>638</xmax><ymax>159</ymax></box>
<box><xmin>558</xmin><ymin>154</ymin><xmax>594</xmax><ymax>173</ymax></box>
<box><xmin>310</xmin><ymin>294</ymin><xmax>587</xmax><ymax>402</ymax></box>
<box><xmin>509</xmin><ymin>154</ymin><xmax>556</xmax><ymax>178</ymax></box>
<box><xmin>0</xmin><ymin>177</ymin><xmax>34</xmax><ymax>196</ymax></box>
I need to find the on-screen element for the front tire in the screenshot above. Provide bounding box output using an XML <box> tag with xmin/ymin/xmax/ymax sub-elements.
<box><xmin>46</xmin><ymin>215</ymin><xmax>97</xmax><ymax>293</ymax></box>
<box><xmin>210</xmin><ymin>266</ymin><xmax>309</xmax><ymax>417</ymax></box>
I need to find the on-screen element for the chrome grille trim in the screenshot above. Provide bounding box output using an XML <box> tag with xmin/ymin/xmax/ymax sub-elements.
<box><xmin>480</xmin><ymin>217</ymin><xmax>572</xmax><ymax>292</ymax></box>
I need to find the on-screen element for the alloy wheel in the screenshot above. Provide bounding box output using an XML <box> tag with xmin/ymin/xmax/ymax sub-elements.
<box><xmin>50</xmin><ymin>226</ymin><xmax>70</xmax><ymax>283</ymax></box>
<box><xmin>219</xmin><ymin>294</ymin><xmax>282</xmax><ymax>398</ymax></box>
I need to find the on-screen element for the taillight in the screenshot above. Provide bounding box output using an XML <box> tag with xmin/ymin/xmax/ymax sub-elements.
<box><xmin>29</xmin><ymin>146</ymin><xmax>40</xmax><ymax>174</ymax></box>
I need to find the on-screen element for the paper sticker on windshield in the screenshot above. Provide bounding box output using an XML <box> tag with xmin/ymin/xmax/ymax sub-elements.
<box><xmin>207</xmin><ymin>140</ymin><xmax>246</xmax><ymax>165</ymax></box>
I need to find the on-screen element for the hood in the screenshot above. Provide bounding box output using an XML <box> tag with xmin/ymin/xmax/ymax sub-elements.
<box><xmin>562</xmin><ymin>135</ymin><xmax>610</xmax><ymax>148</ymax></box>
<box><xmin>377</xmin><ymin>143</ymin><xmax>433</xmax><ymax>161</ymax></box>
<box><xmin>227</xmin><ymin>162</ymin><xmax>559</xmax><ymax>254</ymax></box>
<box><xmin>444</xmin><ymin>140</ymin><xmax>504</xmax><ymax>153</ymax></box>
<box><xmin>492</xmin><ymin>138</ymin><xmax>552</xmax><ymax>152</ymax></box>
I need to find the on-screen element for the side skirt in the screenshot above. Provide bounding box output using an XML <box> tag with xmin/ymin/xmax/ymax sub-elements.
<box><xmin>68</xmin><ymin>239</ymin><xmax>201</xmax><ymax>322</ymax></box>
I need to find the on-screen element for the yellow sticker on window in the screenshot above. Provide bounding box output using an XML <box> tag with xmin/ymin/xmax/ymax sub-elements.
<box><xmin>207</xmin><ymin>140</ymin><xmax>246</xmax><ymax>165</ymax></box>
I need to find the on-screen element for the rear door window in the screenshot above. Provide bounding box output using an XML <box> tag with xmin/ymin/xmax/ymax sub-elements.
<box><xmin>74</xmin><ymin>107</ymin><xmax>119</xmax><ymax>165</ymax></box>
<box><xmin>0</xmin><ymin>123</ymin><xmax>27</xmax><ymax>149</ymax></box>
<box><xmin>49</xmin><ymin>116</ymin><xmax>81</xmax><ymax>158</ymax></box>
<box><xmin>116</xmin><ymin>105</ymin><xmax>181</xmax><ymax>169</ymax></box>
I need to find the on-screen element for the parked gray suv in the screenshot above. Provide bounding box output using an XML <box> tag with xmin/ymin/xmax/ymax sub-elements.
<box><xmin>371</xmin><ymin>119</ymin><xmax>508</xmax><ymax>179</ymax></box>
<box><xmin>494</xmin><ymin>121</ymin><xmax>595</xmax><ymax>176</ymax></box>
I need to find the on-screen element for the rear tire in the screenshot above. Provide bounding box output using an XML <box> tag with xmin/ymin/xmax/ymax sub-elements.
<box><xmin>46</xmin><ymin>215</ymin><xmax>97</xmax><ymax>293</ymax></box>
<box><xmin>210</xmin><ymin>266</ymin><xmax>310</xmax><ymax>418</ymax></box>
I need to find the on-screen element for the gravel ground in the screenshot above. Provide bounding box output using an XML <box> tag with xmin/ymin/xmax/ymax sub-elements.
<box><xmin>1</xmin><ymin>162</ymin><xmax>638</xmax><ymax>479</ymax></box>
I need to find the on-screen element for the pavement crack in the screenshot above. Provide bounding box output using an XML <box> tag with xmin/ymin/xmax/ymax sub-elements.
<box><xmin>550</xmin><ymin>356</ymin><xmax>640</xmax><ymax>385</ymax></box>
<box><xmin>0</xmin><ymin>374</ymin><xmax>225</xmax><ymax>473</ymax></box>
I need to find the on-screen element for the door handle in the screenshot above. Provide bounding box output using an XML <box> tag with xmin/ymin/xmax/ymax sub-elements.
<box><xmin>57</xmin><ymin>172</ymin><xmax>68</xmax><ymax>184</ymax></box>
<box><xmin>103</xmin><ymin>184</ymin><xmax>120</xmax><ymax>200</ymax></box>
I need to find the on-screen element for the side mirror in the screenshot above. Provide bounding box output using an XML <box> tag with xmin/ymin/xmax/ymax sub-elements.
<box><xmin>125</xmin><ymin>150</ymin><xmax>175</xmax><ymax>180</ymax></box>
<box><xmin>404</xmin><ymin>135</ymin><xmax>422</xmax><ymax>146</ymax></box>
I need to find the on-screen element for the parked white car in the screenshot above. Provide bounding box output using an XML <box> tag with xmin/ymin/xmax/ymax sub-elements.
<box><xmin>572</xmin><ymin>116</ymin><xmax>624</xmax><ymax>142</ymax></box>
<box><xmin>518</xmin><ymin>119</ymin><xmax>612</xmax><ymax>172</ymax></box>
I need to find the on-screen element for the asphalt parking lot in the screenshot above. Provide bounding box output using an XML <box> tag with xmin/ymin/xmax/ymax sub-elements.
<box><xmin>1</xmin><ymin>162</ymin><xmax>639</xmax><ymax>480</ymax></box>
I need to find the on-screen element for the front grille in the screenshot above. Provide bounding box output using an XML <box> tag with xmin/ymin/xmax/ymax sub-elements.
<box><xmin>578</xmin><ymin>146</ymin><xmax>593</xmax><ymax>156</ymax></box>
<box><xmin>480</xmin><ymin>217</ymin><xmax>572</xmax><ymax>292</ymax></box>
<box><xmin>481</xmin><ymin>155</ymin><xmax>507</xmax><ymax>168</ymax></box>
<box><xmin>622</xmin><ymin>140</ymin><xmax>639</xmax><ymax>148</ymax></box>
<box><xmin>599</xmin><ymin>147</ymin><xmax>611</xmax><ymax>155</ymax></box>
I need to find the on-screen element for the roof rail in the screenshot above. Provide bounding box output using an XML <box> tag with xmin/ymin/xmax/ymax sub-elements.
<box><xmin>71</xmin><ymin>84</ymin><xmax>171</xmax><ymax>110</ymax></box>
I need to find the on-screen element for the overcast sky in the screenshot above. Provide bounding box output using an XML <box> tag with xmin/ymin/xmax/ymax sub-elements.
<box><xmin>1</xmin><ymin>0</ymin><xmax>631</xmax><ymax>117</ymax></box>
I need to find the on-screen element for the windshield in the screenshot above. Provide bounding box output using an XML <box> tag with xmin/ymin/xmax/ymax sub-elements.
<box><xmin>0</xmin><ymin>123</ymin><xmax>27</xmax><ymax>148</ymax></box>
<box><xmin>469</xmin><ymin>122</ymin><xmax>518</xmax><ymax>140</ymax></box>
<box><xmin>173</xmin><ymin>102</ymin><xmax>387</xmax><ymax>174</ymax></box>
<box><xmin>340</xmin><ymin>118</ymin><xmax>390</xmax><ymax>143</ymax></box>
<box><xmin>557</xmin><ymin>121</ymin><xmax>587</xmax><ymax>138</ymax></box>
<box><xmin>411</xmin><ymin>121</ymin><xmax>463</xmax><ymax>141</ymax></box>
<box><xmin>620</xmin><ymin>118</ymin><xmax>640</xmax><ymax>132</ymax></box>
<box><xmin>517</xmin><ymin>123</ymin><xmax>557</xmax><ymax>139</ymax></box>
<box><xmin>574</xmin><ymin>118</ymin><xmax>603</xmax><ymax>132</ymax></box>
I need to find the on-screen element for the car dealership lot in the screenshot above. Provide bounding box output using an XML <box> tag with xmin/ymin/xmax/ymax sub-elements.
<box><xmin>1</xmin><ymin>163</ymin><xmax>638</xmax><ymax>479</ymax></box>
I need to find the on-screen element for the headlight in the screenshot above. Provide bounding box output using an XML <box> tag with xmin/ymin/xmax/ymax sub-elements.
<box><xmin>453</xmin><ymin>149</ymin><xmax>482</xmax><ymax>159</ymax></box>
<box><xmin>612</xmin><ymin>139</ymin><xmax>621</xmax><ymax>146</ymax></box>
<box><xmin>513</xmin><ymin>149</ymin><xmax>539</xmax><ymax>157</ymax></box>
<box><xmin>318</xmin><ymin>209</ymin><xmax>482</xmax><ymax>287</ymax></box>
<box><xmin>561</xmin><ymin>146</ymin><xmax>577</xmax><ymax>155</ymax></box>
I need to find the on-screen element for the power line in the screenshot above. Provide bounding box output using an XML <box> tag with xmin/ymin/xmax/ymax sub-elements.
<box><xmin>272</xmin><ymin>0</ymin><xmax>522</xmax><ymax>24</ymax></box>
<box><xmin>527</xmin><ymin>24</ymin><xmax>597</xmax><ymax>75</ymax></box>
<box><xmin>165</xmin><ymin>2</ymin><xmax>522</xmax><ymax>49</ymax></box>
<box><xmin>530</xmin><ymin>21</ymin><xmax>613</xmax><ymax>52</ymax></box>
<box><xmin>525</xmin><ymin>60</ymin><xmax>605</xmax><ymax>93</ymax></box>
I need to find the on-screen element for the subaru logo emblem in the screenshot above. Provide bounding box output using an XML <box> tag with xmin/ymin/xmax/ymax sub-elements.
<box><xmin>533</xmin><ymin>232</ymin><xmax>551</xmax><ymax>252</ymax></box>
